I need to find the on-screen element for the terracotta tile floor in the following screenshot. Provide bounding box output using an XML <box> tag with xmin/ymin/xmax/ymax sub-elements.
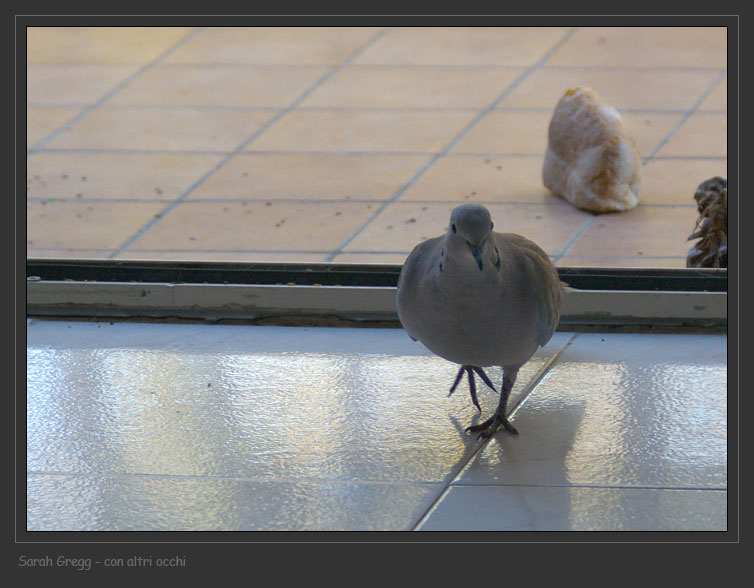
<box><xmin>26</xmin><ymin>26</ymin><xmax>727</xmax><ymax>267</ymax></box>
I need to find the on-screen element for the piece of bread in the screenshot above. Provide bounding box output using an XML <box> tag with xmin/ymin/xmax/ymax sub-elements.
<box><xmin>543</xmin><ymin>87</ymin><xmax>642</xmax><ymax>213</ymax></box>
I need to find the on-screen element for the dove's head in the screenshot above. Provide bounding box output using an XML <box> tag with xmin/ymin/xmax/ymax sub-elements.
<box><xmin>446</xmin><ymin>204</ymin><xmax>496</xmax><ymax>271</ymax></box>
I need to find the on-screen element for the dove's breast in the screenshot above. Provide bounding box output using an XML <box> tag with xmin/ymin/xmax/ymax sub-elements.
<box><xmin>398</xmin><ymin>251</ymin><xmax>541</xmax><ymax>367</ymax></box>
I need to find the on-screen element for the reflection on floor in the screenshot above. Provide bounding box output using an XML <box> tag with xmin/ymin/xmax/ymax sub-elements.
<box><xmin>27</xmin><ymin>319</ymin><xmax>727</xmax><ymax>531</ymax></box>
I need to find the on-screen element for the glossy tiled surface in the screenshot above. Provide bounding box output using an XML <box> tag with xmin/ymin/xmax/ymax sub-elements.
<box><xmin>27</xmin><ymin>320</ymin><xmax>727</xmax><ymax>531</ymax></box>
<box><xmin>26</xmin><ymin>26</ymin><xmax>727</xmax><ymax>266</ymax></box>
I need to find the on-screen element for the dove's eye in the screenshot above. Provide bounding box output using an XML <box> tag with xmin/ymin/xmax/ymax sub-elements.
<box><xmin>490</xmin><ymin>222</ymin><xmax>494</xmax><ymax>230</ymax></box>
<box><xmin>451</xmin><ymin>224</ymin><xmax>457</xmax><ymax>233</ymax></box>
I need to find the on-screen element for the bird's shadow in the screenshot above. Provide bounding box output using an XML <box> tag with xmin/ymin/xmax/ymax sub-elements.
<box><xmin>449</xmin><ymin>413</ymin><xmax>487</xmax><ymax>444</ymax></box>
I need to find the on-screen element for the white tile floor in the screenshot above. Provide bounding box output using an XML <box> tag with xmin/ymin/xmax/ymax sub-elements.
<box><xmin>26</xmin><ymin>319</ymin><xmax>727</xmax><ymax>532</ymax></box>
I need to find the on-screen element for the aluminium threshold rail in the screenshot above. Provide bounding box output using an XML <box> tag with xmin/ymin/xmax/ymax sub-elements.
<box><xmin>26</xmin><ymin>259</ymin><xmax>727</xmax><ymax>328</ymax></box>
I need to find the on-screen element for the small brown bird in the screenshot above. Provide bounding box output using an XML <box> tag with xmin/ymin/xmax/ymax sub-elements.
<box><xmin>687</xmin><ymin>177</ymin><xmax>727</xmax><ymax>268</ymax></box>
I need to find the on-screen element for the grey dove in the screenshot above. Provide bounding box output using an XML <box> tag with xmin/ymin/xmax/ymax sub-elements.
<box><xmin>396</xmin><ymin>203</ymin><xmax>563</xmax><ymax>438</ymax></box>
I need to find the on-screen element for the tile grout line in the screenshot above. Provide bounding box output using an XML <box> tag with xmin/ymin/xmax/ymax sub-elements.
<box><xmin>550</xmin><ymin>216</ymin><xmax>599</xmax><ymax>262</ymax></box>
<box><xmin>410</xmin><ymin>332</ymin><xmax>579</xmax><ymax>531</ymax></box>
<box><xmin>641</xmin><ymin>69</ymin><xmax>727</xmax><ymax>164</ymax></box>
<box><xmin>508</xmin><ymin>333</ymin><xmax>579</xmax><ymax>418</ymax></box>
<box><xmin>24</xmin><ymin>197</ymin><xmax>698</xmax><ymax>208</ymax></box>
<box><xmin>106</xmin><ymin>28</ymin><xmax>393</xmax><ymax>259</ymax></box>
<box><xmin>540</xmin><ymin>65</ymin><xmax>727</xmax><ymax>73</ymax></box>
<box><xmin>27</xmin><ymin>102</ymin><xmax>726</xmax><ymax>115</ymax></box>
<box><xmin>444</xmin><ymin>482</ymin><xmax>727</xmax><ymax>492</ymax></box>
<box><xmin>25</xmin><ymin>469</ymin><xmax>445</xmax><ymax>488</ymax></box>
<box><xmin>25</xmin><ymin>470</ymin><xmax>725</xmax><ymax>493</ymax></box>
<box><xmin>26</xmin><ymin>61</ymin><xmax>728</xmax><ymax>72</ymax></box>
<box><xmin>323</xmin><ymin>27</ymin><xmax>582</xmax><ymax>262</ymax></box>
<box><xmin>30</xmin><ymin>147</ymin><xmax>728</xmax><ymax>160</ymax></box>
<box><xmin>26</xmin><ymin>27</ymin><xmax>207</xmax><ymax>156</ymax></box>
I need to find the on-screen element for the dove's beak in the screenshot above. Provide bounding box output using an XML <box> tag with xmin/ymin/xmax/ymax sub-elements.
<box><xmin>468</xmin><ymin>243</ymin><xmax>484</xmax><ymax>271</ymax></box>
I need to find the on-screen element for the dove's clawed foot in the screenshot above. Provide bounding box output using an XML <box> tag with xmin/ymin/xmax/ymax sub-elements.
<box><xmin>464</xmin><ymin>366</ymin><xmax>520</xmax><ymax>439</ymax></box>
<box><xmin>448</xmin><ymin>365</ymin><xmax>497</xmax><ymax>412</ymax></box>
<box><xmin>465</xmin><ymin>413</ymin><xmax>519</xmax><ymax>439</ymax></box>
